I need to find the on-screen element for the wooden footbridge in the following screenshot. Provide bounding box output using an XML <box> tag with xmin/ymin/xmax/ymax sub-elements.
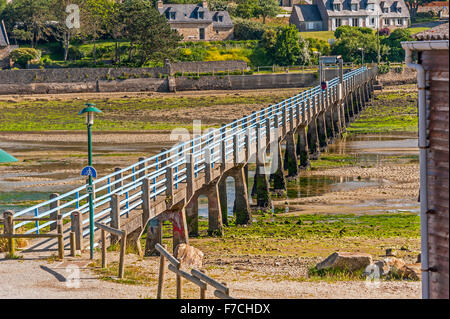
<box><xmin>4</xmin><ymin>66</ymin><xmax>377</xmax><ymax>257</ymax></box>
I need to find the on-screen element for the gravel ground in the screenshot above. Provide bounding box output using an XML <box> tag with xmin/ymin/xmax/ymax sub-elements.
<box><xmin>0</xmin><ymin>250</ymin><xmax>421</xmax><ymax>299</ymax></box>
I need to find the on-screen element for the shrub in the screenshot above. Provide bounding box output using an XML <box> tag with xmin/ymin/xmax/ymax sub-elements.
<box><xmin>10</xmin><ymin>48</ymin><xmax>41</xmax><ymax>68</ymax></box>
<box><xmin>68</xmin><ymin>46</ymin><xmax>85</xmax><ymax>60</ymax></box>
<box><xmin>378</xmin><ymin>63</ymin><xmax>390</xmax><ymax>74</ymax></box>
<box><xmin>233</xmin><ymin>18</ymin><xmax>268</xmax><ymax>40</ymax></box>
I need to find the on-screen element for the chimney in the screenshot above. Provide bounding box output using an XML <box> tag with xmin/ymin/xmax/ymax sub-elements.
<box><xmin>157</xmin><ymin>0</ymin><xmax>163</xmax><ymax>9</ymax></box>
<box><xmin>201</xmin><ymin>0</ymin><xmax>208</xmax><ymax>8</ymax></box>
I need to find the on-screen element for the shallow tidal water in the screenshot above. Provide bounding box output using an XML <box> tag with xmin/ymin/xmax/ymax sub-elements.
<box><xmin>0</xmin><ymin>132</ymin><xmax>418</xmax><ymax>216</ymax></box>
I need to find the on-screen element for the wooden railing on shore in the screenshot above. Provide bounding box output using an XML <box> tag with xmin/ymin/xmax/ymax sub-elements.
<box><xmin>155</xmin><ymin>243</ymin><xmax>233</xmax><ymax>299</ymax></box>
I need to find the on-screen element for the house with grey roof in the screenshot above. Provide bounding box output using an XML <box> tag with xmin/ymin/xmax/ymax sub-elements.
<box><xmin>290</xmin><ymin>0</ymin><xmax>410</xmax><ymax>32</ymax></box>
<box><xmin>157</xmin><ymin>0</ymin><xmax>233</xmax><ymax>41</ymax></box>
<box><xmin>290</xmin><ymin>4</ymin><xmax>324</xmax><ymax>31</ymax></box>
<box><xmin>0</xmin><ymin>20</ymin><xmax>14</xmax><ymax>69</ymax></box>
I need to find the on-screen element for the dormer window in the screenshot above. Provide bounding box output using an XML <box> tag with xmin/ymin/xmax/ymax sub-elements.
<box><xmin>218</xmin><ymin>15</ymin><xmax>223</xmax><ymax>22</ymax></box>
<box><xmin>367</xmin><ymin>3</ymin><xmax>375</xmax><ymax>11</ymax></box>
<box><xmin>398</xmin><ymin>7</ymin><xmax>402</xmax><ymax>13</ymax></box>
<box><xmin>170</xmin><ymin>12</ymin><xmax>176</xmax><ymax>20</ymax></box>
<box><xmin>333</xmin><ymin>4</ymin><xmax>341</xmax><ymax>11</ymax></box>
<box><xmin>351</xmin><ymin>4</ymin><xmax>358</xmax><ymax>11</ymax></box>
<box><xmin>199</xmin><ymin>11</ymin><xmax>204</xmax><ymax>19</ymax></box>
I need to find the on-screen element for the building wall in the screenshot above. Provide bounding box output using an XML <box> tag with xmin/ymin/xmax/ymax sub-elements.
<box><xmin>169</xmin><ymin>22</ymin><xmax>233</xmax><ymax>41</ymax></box>
<box><xmin>421</xmin><ymin>48</ymin><xmax>449</xmax><ymax>299</ymax></box>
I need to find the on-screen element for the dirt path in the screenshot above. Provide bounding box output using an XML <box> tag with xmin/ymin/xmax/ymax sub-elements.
<box><xmin>0</xmin><ymin>250</ymin><xmax>420</xmax><ymax>299</ymax></box>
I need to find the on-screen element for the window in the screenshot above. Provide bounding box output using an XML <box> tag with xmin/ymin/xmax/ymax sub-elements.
<box><xmin>333</xmin><ymin>4</ymin><xmax>341</xmax><ymax>11</ymax></box>
<box><xmin>307</xmin><ymin>22</ymin><xmax>314</xmax><ymax>30</ymax></box>
<box><xmin>383</xmin><ymin>8</ymin><xmax>388</xmax><ymax>13</ymax></box>
<box><xmin>170</xmin><ymin>12</ymin><xmax>176</xmax><ymax>20</ymax></box>
<box><xmin>352</xmin><ymin>18</ymin><xmax>358</xmax><ymax>26</ymax></box>
<box><xmin>367</xmin><ymin>4</ymin><xmax>374</xmax><ymax>11</ymax></box>
<box><xmin>336</xmin><ymin>18</ymin><xmax>342</xmax><ymax>27</ymax></box>
<box><xmin>398</xmin><ymin>7</ymin><xmax>402</xmax><ymax>13</ymax></box>
<box><xmin>218</xmin><ymin>15</ymin><xmax>223</xmax><ymax>22</ymax></box>
<box><xmin>351</xmin><ymin>4</ymin><xmax>358</xmax><ymax>11</ymax></box>
<box><xmin>198</xmin><ymin>11</ymin><xmax>204</xmax><ymax>19</ymax></box>
<box><xmin>383</xmin><ymin>18</ymin><xmax>389</xmax><ymax>25</ymax></box>
<box><xmin>371</xmin><ymin>17</ymin><xmax>375</xmax><ymax>25</ymax></box>
<box><xmin>199</xmin><ymin>28</ymin><xmax>205</xmax><ymax>40</ymax></box>
<box><xmin>397</xmin><ymin>18</ymin><xmax>402</xmax><ymax>25</ymax></box>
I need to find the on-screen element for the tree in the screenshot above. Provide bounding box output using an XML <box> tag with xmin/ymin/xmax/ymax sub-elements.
<box><xmin>263</xmin><ymin>25</ymin><xmax>310</xmax><ymax>66</ymax></box>
<box><xmin>1</xmin><ymin>0</ymin><xmax>53</xmax><ymax>47</ymax></box>
<box><xmin>49</xmin><ymin>0</ymin><xmax>82</xmax><ymax>62</ymax></box>
<box><xmin>254</xmin><ymin>0</ymin><xmax>280</xmax><ymax>24</ymax></box>
<box><xmin>404</xmin><ymin>0</ymin><xmax>433</xmax><ymax>21</ymax></box>
<box><xmin>120</xmin><ymin>0</ymin><xmax>182</xmax><ymax>66</ymax></box>
<box><xmin>234</xmin><ymin>0</ymin><xmax>257</xmax><ymax>19</ymax></box>
<box><xmin>332</xmin><ymin>26</ymin><xmax>378</xmax><ymax>63</ymax></box>
<box><xmin>0</xmin><ymin>0</ymin><xmax>6</xmax><ymax>15</ymax></box>
<box><xmin>381</xmin><ymin>28</ymin><xmax>413</xmax><ymax>62</ymax></box>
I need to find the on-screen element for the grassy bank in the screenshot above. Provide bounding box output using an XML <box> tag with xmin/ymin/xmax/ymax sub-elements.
<box><xmin>346</xmin><ymin>90</ymin><xmax>418</xmax><ymax>134</ymax></box>
<box><xmin>0</xmin><ymin>93</ymin><xmax>295</xmax><ymax>132</ymax></box>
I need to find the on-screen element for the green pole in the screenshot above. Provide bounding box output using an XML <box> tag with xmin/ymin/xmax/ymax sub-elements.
<box><xmin>87</xmin><ymin>123</ymin><xmax>94</xmax><ymax>260</ymax></box>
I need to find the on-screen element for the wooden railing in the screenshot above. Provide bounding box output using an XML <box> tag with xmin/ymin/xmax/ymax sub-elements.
<box><xmin>94</xmin><ymin>221</ymin><xmax>128</xmax><ymax>279</ymax></box>
<box><xmin>155</xmin><ymin>243</ymin><xmax>233</xmax><ymax>299</ymax></box>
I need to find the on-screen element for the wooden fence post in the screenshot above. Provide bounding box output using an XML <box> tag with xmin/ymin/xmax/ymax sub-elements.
<box><xmin>142</xmin><ymin>177</ymin><xmax>151</xmax><ymax>224</ymax></box>
<box><xmin>49</xmin><ymin>193</ymin><xmax>60</xmax><ymax>231</ymax></box>
<box><xmin>57</xmin><ymin>214</ymin><xmax>64</xmax><ymax>260</ymax></box>
<box><xmin>71</xmin><ymin>211</ymin><xmax>82</xmax><ymax>251</ymax></box>
<box><xmin>4</xmin><ymin>211</ymin><xmax>14</xmax><ymax>256</ymax></box>
<box><xmin>101</xmin><ymin>229</ymin><xmax>107</xmax><ymax>268</ymax></box>
<box><xmin>69</xmin><ymin>231</ymin><xmax>76</xmax><ymax>257</ymax></box>
<box><xmin>118</xmin><ymin>230</ymin><xmax>127</xmax><ymax>279</ymax></box>
<box><xmin>176</xmin><ymin>261</ymin><xmax>182</xmax><ymax>299</ymax></box>
<box><xmin>157</xmin><ymin>244</ymin><xmax>167</xmax><ymax>299</ymax></box>
<box><xmin>114</xmin><ymin>167</ymin><xmax>123</xmax><ymax>191</ymax></box>
<box><xmin>110</xmin><ymin>194</ymin><xmax>121</xmax><ymax>244</ymax></box>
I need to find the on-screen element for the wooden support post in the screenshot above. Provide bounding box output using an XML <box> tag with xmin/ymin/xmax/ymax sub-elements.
<box><xmin>186</xmin><ymin>153</ymin><xmax>194</xmax><ymax>200</ymax></box>
<box><xmin>49</xmin><ymin>193</ymin><xmax>60</xmax><ymax>231</ymax></box>
<box><xmin>101</xmin><ymin>229</ymin><xmax>107</xmax><ymax>268</ymax></box>
<box><xmin>220</xmin><ymin>124</ymin><xmax>226</xmax><ymax>171</ymax></box>
<box><xmin>69</xmin><ymin>231</ymin><xmax>76</xmax><ymax>257</ymax></box>
<box><xmin>71</xmin><ymin>211</ymin><xmax>82</xmax><ymax>251</ymax></box>
<box><xmin>118</xmin><ymin>230</ymin><xmax>127</xmax><ymax>279</ymax></box>
<box><xmin>4</xmin><ymin>211</ymin><xmax>14</xmax><ymax>257</ymax></box>
<box><xmin>57</xmin><ymin>214</ymin><xmax>64</xmax><ymax>260</ymax></box>
<box><xmin>204</xmin><ymin>148</ymin><xmax>212</xmax><ymax>183</ymax></box>
<box><xmin>114</xmin><ymin>167</ymin><xmax>123</xmax><ymax>191</ymax></box>
<box><xmin>166</xmin><ymin>166</ymin><xmax>174</xmax><ymax>208</ymax></box>
<box><xmin>110</xmin><ymin>194</ymin><xmax>121</xmax><ymax>244</ymax></box>
<box><xmin>176</xmin><ymin>261</ymin><xmax>182</xmax><ymax>299</ymax></box>
<box><xmin>142</xmin><ymin>178</ymin><xmax>151</xmax><ymax>224</ymax></box>
<box><xmin>157</xmin><ymin>245</ymin><xmax>166</xmax><ymax>299</ymax></box>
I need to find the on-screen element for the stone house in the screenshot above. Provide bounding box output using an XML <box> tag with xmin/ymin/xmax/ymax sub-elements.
<box><xmin>290</xmin><ymin>0</ymin><xmax>410</xmax><ymax>31</ymax></box>
<box><xmin>0</xmin><ymin>20</ymin><xmax>13</xmax><ymax>69</ymax></box>
<box><xmin>157</xmin><ymin>0</ymin><xmax>234</xmax><ymax>41</ymax></box>
<box><xmin>289</xmin><ymin>4</ymin><xmax>324</xmax><ymax>31</ymax></box>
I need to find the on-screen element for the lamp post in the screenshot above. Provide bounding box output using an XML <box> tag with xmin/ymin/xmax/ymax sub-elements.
<box><xmin>79</xmin><ymin>103</ymin><xmax>102</xmax><ymax>260</ymax></box>
<box><xmin>314</xmin><ymin>51</ymin><xmax>323</xmax><ymax>83</ymax></box>
<box><xmin>377</xmin><ymin>11</ymin><xmax>381</xmax><ymax>65</ymax></box>
<box><xmin>358</xmin><ymin>47</ymin><xmax>365</xmax><ymax>67</ymax></box>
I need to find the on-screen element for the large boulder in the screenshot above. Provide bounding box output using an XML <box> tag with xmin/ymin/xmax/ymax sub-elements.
<box><xmin>174</xmin><ymin>244</ymin><xmax>204</xmax><ymax>269</ymax></box>
<box><xmin>316</xmin><ymin>252</ymin><xmax>373</xmax><ymax>272</ymax></box>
